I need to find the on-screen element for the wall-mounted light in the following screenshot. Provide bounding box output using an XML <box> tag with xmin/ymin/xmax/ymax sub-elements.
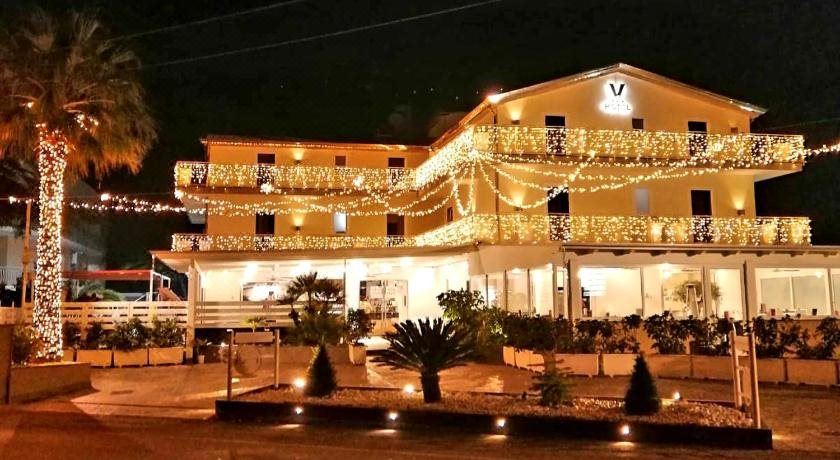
<box><xmin>736</xmin><ymin>209</ymin><xmax>745</xmax><ymax>216</ymax></box>
<box><xmin>292</xmin><ymin>149</ymin><xmax>304</xmax><ymax>164</ymax></box>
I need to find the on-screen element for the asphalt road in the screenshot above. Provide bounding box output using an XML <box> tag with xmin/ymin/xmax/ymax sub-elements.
<box><xmin>0</xmin><ymin>409</ymin><xmax>833</xmax><ymax>460</ymax></box>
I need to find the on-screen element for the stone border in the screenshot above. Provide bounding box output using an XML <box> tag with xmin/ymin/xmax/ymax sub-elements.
<box><xmin>10</xmin><ymin>362</ymin><xmax>91</xmax><ymax>403</ymax></box>
<box><xmin>215</xmin><ymin>390</ymin><xmax>772</xmax><ymax>450</ymax></box>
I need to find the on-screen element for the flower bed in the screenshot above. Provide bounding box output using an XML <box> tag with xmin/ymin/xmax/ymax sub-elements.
<box><xmin>218</xmin><ymin>387</ymin><xmax>770</xmax><ymax>449</ymax></box>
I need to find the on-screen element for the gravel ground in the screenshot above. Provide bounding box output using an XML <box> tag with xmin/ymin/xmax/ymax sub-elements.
<box><xmin>241</xmin><ymin>387</ymin><xmax>751</xmax><ymax>427</ymax></box>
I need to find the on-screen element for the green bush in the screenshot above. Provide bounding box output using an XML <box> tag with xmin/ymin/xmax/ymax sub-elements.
<box><xmin>12</xmin><ymin>324</ymin><xmax>41</xmax><ymax>365</ymax></box>
<box><xmin>83</xmin><ymin>321</ymin><xmax>107</xmax><ymax>349</ymax></box>
<box><xmin>305</xmin><ymin>345</ymin><xmax>337</xmax><ymax>397</ymax></box>
<box><xmin>150</xmin><ymin>317</ymin><xmax>183</xmax><ymax>347</ymax></box>
<box><xmin>753</xmin><ymin>316</ymin><xmax>801</xmax><ymax>358</ymax></box>
<box><xmin>106</xmin><ymin>317</ymin><xmax>149</xmax><ymax>351</ymax></box>
<box><xmin>346</xmin><ymin>308</ymin><xmax>373</xmax><ymax>345</ymax></box>
<box><xmin>643</xmin><ymin>313</ymin><xmax>688</xmax><ymax>354</ymax></box>
<box><xmin>794</xmin><ymin>317</ymin><xmax>840</xmax><ymax>360</ymax></box>
<box><xmin>531</xmin><ymin>369</ymin><xmax>572</xmax><ymax>407</ymax></box>
<box><xmin>285</xmin><ymin>272</ymin><xmax>346</xmax><ymax>346</ymax></box>
<box><xmin>62</xmin><ymin>321</ymin><xmax>82</xmax><ymax>348</ymax></box>
<box><xmin>437</xmin><ymin>289</ymin><xmax>504</xmax><ymax>361</ymax></box>
<box><xmin>624</xmin><ymin>355</ymin><xmax>660</xmax><ymax>415</ymax></box>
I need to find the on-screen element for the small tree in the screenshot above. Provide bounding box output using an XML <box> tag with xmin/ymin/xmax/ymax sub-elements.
<box><xmin>437</xmin><ymin>289</ymin><xmax>504</xmax><ymax>361</ymax></box>
<box><xmin>624</xmin><ymin>355</ymin><xmax>660</xmax><ymax>415</ymax></box>
<box><xmin>83</xmin><ymin>321</ymin><xmax>107</xmax><ymax>349</ymax></box>
<box><xmin>532</xmin><ymin>369</ymin><xmax>572</xmax><ymax>407</ymax></box>
<box><xmin>346</xmin><ymin>308</ymin><xmax>372</xmax><ymax>345</ymax></box>
<box><xmin>305</xmin><ymin>345</ymin><xmax>337</xmax><ymax>397</ymax></box>
<box><xmin>244</xmin><ymin>316</ymin><xmax>267</xmax><ymax>332</ymax></box>
<box><xmin>12</xmin><ymin>324</ymin><xmax>42</xmax><ymax>365</ymax></box>
<box><xmin>373</xmin><ymin>318</ymin><xmax>474</xmax><ymax>403</ymax></box>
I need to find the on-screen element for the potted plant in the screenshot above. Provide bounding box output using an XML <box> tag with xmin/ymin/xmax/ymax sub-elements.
<box><xmin>75</xmin><ymin>322</ymin><xmax>113</xmax><ymax>367</ymax></box>
<box><xmin>108</xmin><ymin>317</ymin><xmax>149</xmax><ymax>367</ymax></box>
<box><xmin>282</xmin><ymin>272</ymin><xmax>348</xmax><ymax>364</ymax></box>
<box><xmin>346</xmin><ymin>308</ymin><xmax>372</xmax><ymax>365</ymax></box>
<box><xmin>642</xmin><ymin>313</ymin><xmax>691</xmax><ymax>378</ymax></box>
<box><xmin>600</xmin><ymin>315</ymin><xmax>642</xmax><ymax>376</ymax></box>
<box><xmin>787</xmin><ymin>317</ymin><xmax>840</xmax><ymax>385</ymax></box>
<box><xmin>61</xmin><ymin>320</ymin><xmax>82</xmax><ymax>362</ymax></box>
<box><xmin>12</xmin><ymin>324</ymin><xmax>42</xmax><ymax>366</ymax></box>
<box><xmin>192</xmin><ymin>338</ymin><xmax>209</xmax><ymax>364</ymax></box>
<box><xmin>148</xmin><ymin>317</ymin><xmax>184</xmax><ymax>365</ymax></box>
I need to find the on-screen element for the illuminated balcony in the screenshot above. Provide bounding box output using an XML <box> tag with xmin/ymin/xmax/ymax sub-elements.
<box><xmin>171</xmin><ymin>214</ymin><xmax>810</xmax><ymax>252</ymax></box>
<box><xmin>472</xmin><ymin>125</ymin><xmax>805</xmax><ymax>165</ymax></box>
<box><xmin>174</xmin><ymin>161</ymin><xmax>414</xmax><ymax>192</ymax></box>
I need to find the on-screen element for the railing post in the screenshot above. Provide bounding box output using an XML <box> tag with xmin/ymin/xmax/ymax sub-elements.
<box><xmin>274</xmin><ymin>329</ymin><xmax>280</xmax><ymax>390</ymax></box>
<box><xmin>226</xmin><ymin>329</ymin><xmax>234</xmax><ymax>400</ymax></box>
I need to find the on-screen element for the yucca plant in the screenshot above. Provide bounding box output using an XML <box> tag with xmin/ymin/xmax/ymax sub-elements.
<box><xmin>373</xmin><ymin>318</ymin><xmax>474</xmax><ymax>403</ymax></box>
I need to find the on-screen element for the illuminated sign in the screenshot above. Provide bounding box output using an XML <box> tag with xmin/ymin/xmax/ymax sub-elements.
<box><xmin>600</xmin><ymin>80</ymin><xmax>632</xmax><ymax>115</ymax></box>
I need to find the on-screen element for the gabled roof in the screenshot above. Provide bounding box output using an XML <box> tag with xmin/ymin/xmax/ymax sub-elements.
<box><xmin>431</xmin><ymin>62</ymin><xmax>767</xmax><ymax>149</ymax></box>
<box><xmin>201</xmin><ymin>134</ymin><xmax>428</xmax><ymax>152</ymax></box>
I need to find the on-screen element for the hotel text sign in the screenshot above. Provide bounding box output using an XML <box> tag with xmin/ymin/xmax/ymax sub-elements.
<box><xmin>600</xmin><ymin>80</ymin><xmax>632</xmax><ymax>115</ymax></box>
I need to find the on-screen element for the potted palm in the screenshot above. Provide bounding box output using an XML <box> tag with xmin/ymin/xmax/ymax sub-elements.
<box><xmin>373</xmin><ymin>318</ymin><xmax>474</xmax><ymax>403</ymax></box>
<box><xmin>0</xmin><ymin>9</ymin><xmax>155</xmax><ymax>360</ymax></box>
<box><xmin>346</xmin><ymin>308</ymin><xmax>372</xmax><ymax>365</ymax></box>
<box><xmin>282</xmin><ymin>272</ymin><xmax>349</xmax><ymax>364</ymax></box>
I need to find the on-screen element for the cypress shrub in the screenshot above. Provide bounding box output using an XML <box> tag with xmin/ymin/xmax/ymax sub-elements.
<box><xmin>305</xmin><ymin>345</ymin><xmax>337</xmax><ymax>397</ymax></box>
<box><xmin>624</xmin><ymin>355</ymin><xmax>660</xmax><ymax>415</ymax></box>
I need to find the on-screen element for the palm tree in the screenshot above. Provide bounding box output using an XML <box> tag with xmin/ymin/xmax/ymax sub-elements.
<box><xmin>0</xmin><ymin>9</ymin><xmax>156</xmax><ymax>359</ymax></box>
<box><xmin>283</xmin><ymin>272</ymin><xmax>344</xmax><ymax>313</ymax></box>
<box><xmin>373</xmin><ymin>318</ymin><xmax>474</xmax><ymax>403</ymax></box>
<box><xmin>283</xmin><ymin>272</ymin><xmax>346</xmax><ymax>346</ymax></box>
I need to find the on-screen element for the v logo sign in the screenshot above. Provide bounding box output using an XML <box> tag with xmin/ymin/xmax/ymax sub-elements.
<box><xmin>608</xmin><ymin>83</ymin><xmax>626</xmax><ymax>97</ymax></box>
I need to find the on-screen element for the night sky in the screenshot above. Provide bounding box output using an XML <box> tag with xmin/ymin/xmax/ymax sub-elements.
<box><xmin>2</xmin><ymin>0</ymin><xmax>839</xmax><ymax>268</ymax></box>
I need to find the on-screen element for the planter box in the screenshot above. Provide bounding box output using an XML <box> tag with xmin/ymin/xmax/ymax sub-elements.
<box><xmin>61</xmin><ymin>348</ymin><xmax>76</xmax><ymax>362</ymax></box>
<box><xmin>113</xmin><ymin>349</ymin><xmax>149</xmax><ymax>367</ymax></box>
<box><xmin>502</xmin><ymin>346</ymin><xmax>516</xmax><ymax>367</ymax></box>
<box><xmin>277</xmin><ymin>346</ymin><xmax>316</xmax><ymax>364</ymax></box>
<box><xmin>10</xmin><ymin>362</ymin><xmax>91</xmax><ymax>403</ymax></box>
<box><xmin>785</xmin><ymin>359</ymin><xmax>838</xmax><ymax>386</ymax></box>
<box><xmin>529</xmin><ymin>351</ymin><xmax>558</xmax><ymax>373</ymax></box>
<box><xmin>515</xmin><ymin>349</ymin><xmax>532</xmax><ymax>371</ymax></box>
<box><xmin>148</xmin><ymin>347</ymin><xmax>184</xmax><ymax>365</ymax></box>
<box><xmin>647</xmin><ymin>354</ymin><xmax>691</xmax><ymax>379</ymax></box>
<box><xmin>326</xmin><ymin>345</ymin><xmax>352</xmax><ymax>365</ymax></box>
<box><xmin>756</xmin><ymin>358</ymin><xmax>785</xmax><ymax>383</ymax></box>
<box><xmin>555</xmin><ymin>353</ymin><xmax>599</xmax><ymax>377</ymax></box>
<box><xmin>691</xmin><ymin>355</ymin><xmax>733</xmax><ymax>380</ymax></box>
<box><xmin>601</xmin><ymin>353</ymin><xmax>637</xmax><ymax>377</ymax></box>
<box><xmin>75</xmin><ymin>349</ymin><xmax>113</xmax><ymax>367</ymax></box>
<box><xmin>349</xmin><ymin>345</ymin><xmax>366</xmax><ymax>366</ymax></box>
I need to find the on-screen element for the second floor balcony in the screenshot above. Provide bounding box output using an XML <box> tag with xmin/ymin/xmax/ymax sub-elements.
<box><xmin>171</xmin><ymin>214</ymin><xmax>810</xmax><ymax>252</ymax></box>
<box><xmin>175</xmin><ymin>161</ymin><xmax>415</xmax><ymax>192</ymax></box>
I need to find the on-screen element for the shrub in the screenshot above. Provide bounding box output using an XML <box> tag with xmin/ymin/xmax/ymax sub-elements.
<box><xmin>83</xmin><ymin>321</ymin><xmax>107</xmax><ymax>350</ymax></box>
<box><xmin>437</xmin><ymin>289</ymin><xmax>504</xmax><ymax>361</ymax></box>
<box><xmin>106</xmin><ymin>317</ymin><xmax>149</xmax><ymax>351</ymax></box>
<box><xmin>531</xmin><ymin>368</ymin><xmax>572</xmax><ymax>407</ymax></box>
<box><xmin>305</xmin><ymin>345</ymin><xmax>337</xmax><ymax>397</ymax></box>
<box><xmin>285</xmin><ymin>272</ymin><xmax>346</xmax><ymax>346</ymax></box>
<box><xmin>285</xmin><ymin>310</ymin><xmax>345</xmax><ymax>346</ymax></box>
<box><xmin>244</xmin><ymin>316</ymin><xmax>267</xmax><ymax>332</ymax></box>
<box><xmin>624</xmin><ymin>355</ymin><xmax>660</xmax><ymax>415</ymax></box>
<box><xmin>754</xmin><ymin>316</ymin><xmax>802</xmax><ymax>358</ymax></box>
<box><xmin>12</xmin><ymin>324</ymin><xmax>41</xmax><ymax>365</ymax></box>
<box><xmin>643</xmin><ymin>313</ymin><xmax>688</xmax><ymax>354</ymax></box>
<box><xmin>794</xmin><ymin>317</ymin><xmax>840</xmax><ymax>360</ymax></box>
<box><xmin>346</xmin><ymin>308</ymin><xmax>373</xmax><ymax>345</ymax></box>
<box><xmin>150</xmin><ymin>317</ymin><xmax>183</xmax><ymax>347</ymax></box>
<box><xmin>373</xmin><ymin>318</ymin><xmax>474</xmax><ymax>403</ymax></box>
<box><xmin>62</xmin><ymin>321</ymin><xmax>82</xmax><ymax>348</ymax></box>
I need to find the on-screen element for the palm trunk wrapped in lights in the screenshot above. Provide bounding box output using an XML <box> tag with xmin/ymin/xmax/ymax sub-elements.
<box><xmin>33</xmin><ymin>127</ymin><xmax>68</xmax><ymax>359</ymax></box>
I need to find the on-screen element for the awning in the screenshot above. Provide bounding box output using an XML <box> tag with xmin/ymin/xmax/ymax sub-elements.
<box><xmin>61</xmin><ymin>269</ymin><xmax>154</xmax><ymax>281</ymax></box>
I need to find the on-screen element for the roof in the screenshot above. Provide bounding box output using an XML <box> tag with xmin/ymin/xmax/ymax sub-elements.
<box><xmin>201</xmin><ymin>134</ymin><xmax>428</xmax><ymax>152</ymax></box>
<box><xmin>432</xmin><ymin>63</ymin><xmax>768</xmax><ymax>148</ymax></box>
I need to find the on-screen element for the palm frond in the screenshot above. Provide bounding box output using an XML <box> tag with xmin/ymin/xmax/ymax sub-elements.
<box><xmin>373</xmin><ymin>318</ymin><xmax>475</xmax><ymax>374</ymax></box>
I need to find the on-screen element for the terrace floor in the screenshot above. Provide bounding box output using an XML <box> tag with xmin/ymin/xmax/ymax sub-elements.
<box><xmin>13</xmin><ymin>359</ymin><xmax>840</xmax><ymax>455</ymax></box>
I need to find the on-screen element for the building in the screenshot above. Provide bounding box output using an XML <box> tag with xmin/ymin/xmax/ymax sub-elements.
<box><xmin>154</xmin><ymin>63</ymin><xmax>840</xmax><ymax>337</ymax></box>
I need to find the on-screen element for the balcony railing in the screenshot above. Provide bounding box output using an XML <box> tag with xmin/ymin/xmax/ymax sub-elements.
<box><xmin>472</xmin><ymin>125</ymin><xmax>805</xmax><ymax>165</ymax></box>
<box><xmin>171</xmin><ymin>214</ymin><xmax>810</xmax><ymax>252</ymax></box>
<box><xmin>174</xmin><ymin>162</ymin><xmax>415</xmax><ymax>191</ymax></box>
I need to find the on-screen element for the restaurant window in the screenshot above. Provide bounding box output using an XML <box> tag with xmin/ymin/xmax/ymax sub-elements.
<box><xmin>487</xmin><ymin>272</ymin><xmax>505</xmax><ymax>310</ymax></box>
<box><xmin>529</xmin><ymin>265</ymin><xmax>553</xmax><ymax>316</ymax></box>
<box><xmin>756</xmin><ymin>268</ymin><xmax>831</xmax><ymax>317</ymax></box>
<box><xmin>642</xmin><ymin>265</ymin><xmax>703</xmax><ymax>318</ymax></box>
<box><xmin>711</xmin><ymin>268</ymin><xmax>744</xmax><ymax>320</ymax></box>
<box><xmin>386</xmin><ymin>214</ymin><xmax>404</xmax><ymax>237</ymax></box>
<box><xmin>579</xmin><ymin>267</ymin><xmax>642</xmax><ymax>318</ymax></box>
<box><xmin>547</xmin><ymin>189</ymin><xmax>569</xmax><ymax>214</ymax></box>
<box><xmin>687</xmin><ymin>121</ymin><xmax>707</xmax><ymax>157</ymax></box>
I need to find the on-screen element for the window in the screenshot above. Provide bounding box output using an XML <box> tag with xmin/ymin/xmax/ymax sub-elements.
<box><xmin>545</xmin><ymin>116</ymin><xmax>567</xmax><ymax>154</ymax></box>
<box><xmin>579</xmin><ymin>267</ymin><xmax>642</xmax><ymax>318</ymax></box>
<box><xmin>711</xmin><ymin>268</ymin><xmax>744</xmax><ymax>320</ymax></box>
<box><xmin>729</xmin><ymin>126</ymin><xmax>739</xmax><ymax>134</ymax></box>
<box><xmin>256</xmin><ymin>154</ymin><xmax>275</xmax><ymax>187</ymax></box>
<box><xmin>257</xmin><ymin>153</ymin><xmax>275</xmax><ymax>164</ymax></box>
<box><xmin>446</xmin><ymin>206</ymin><xmax>454</xmax><ymax>223</ymax></box>
<box><xmin>386</xmin><ymin>214</ymin><xmax>404</xmax><ymax>236</ymax></box>
<box><xmin>255</xmin><ymin>213</ymin><xmax>275</xmax><ymax>235</ymax></box>
<box><xmin>506</xmin><ymin>269</ymin><xmax>529</xmax><ymax>313</ymax></box>
<box><xmin>687</xmin><ymin>121</ymin><xmax>707</xmax><ymax>132</ymax></box>
<box><xmin>530</xmin><ymin>265</ymin><xmax>554</xmax><ymax>316</ymax></box>
<box><xmin>632</xmin><ymin>118</ymin><xmax>645</xmax><ymax>130</ymax></box>
<box><xmin>756</xmin><ymin>268</ymin><xmax>831</xmax><ymax>317</ymax></box>
<box><xmin>544</xmin><ymin>115</ymin><xmax>566</xmax><ymax>127</ymax></box>
<box><xmin>691</xmin><ymin>190</ymin><xmax>712</xmax><ymax>216</ymax></box>
<box><xmin>634</xmin><ymin>188</ymin><xmax>650</xmax><ymax>215</ymax></box>
<box><xmin>333</xmin><ymin>212</ymin><xmax>347</xmax><ymax>234</ymax></box>
<box><xmin>387</xmin><ymin>157</ymin><xmax>405</xmax><ymax>168</ymax></box>
<box><xmin>487</xmin><ymin>272</ymin><xmax>505</xmax><ymax>309</ymax></box>
<box><xmin>547</xmin><ymin>189</ymin><xmax>570</xmax><ymax>214</ymax></box>
<box><xmin>334</xmin><ymin>155</ymin><xmax>347</xmax><ymax>167</ymax></box>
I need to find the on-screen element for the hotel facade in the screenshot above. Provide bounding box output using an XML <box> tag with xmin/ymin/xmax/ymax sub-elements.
<box><xmin>154</xmin><ymin>64</ymin><xmax>840</xmax><ymax>336</ymax></box>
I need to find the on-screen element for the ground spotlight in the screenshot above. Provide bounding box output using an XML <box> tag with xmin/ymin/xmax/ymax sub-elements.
<box><xmin>294</xmin><ymin>406</ymin><xmax>304</xmax><ymax>415</ymax></box>
<box><xmin>402</xmin><ymin>384</ymin><xmax>415</xmax><ymax>395</ymax></box>
<box><xmin>387</xmin><ymin>411</ymin><xmax>399</xmax><ymax>421</ymax></box>
<box><xmin>495</xmin><ymin>417</ymin><xmax>506</xmax><ymax>429</ymax></box>
<box><xmin>293</xmin><ymin>377</ymin><xmax>306</xmax><ymax>389</ymax></box>
<box><xmin>620</xmin><ymin>424</ymin><xmax>631</xmax><ymax>436</ymax></box>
